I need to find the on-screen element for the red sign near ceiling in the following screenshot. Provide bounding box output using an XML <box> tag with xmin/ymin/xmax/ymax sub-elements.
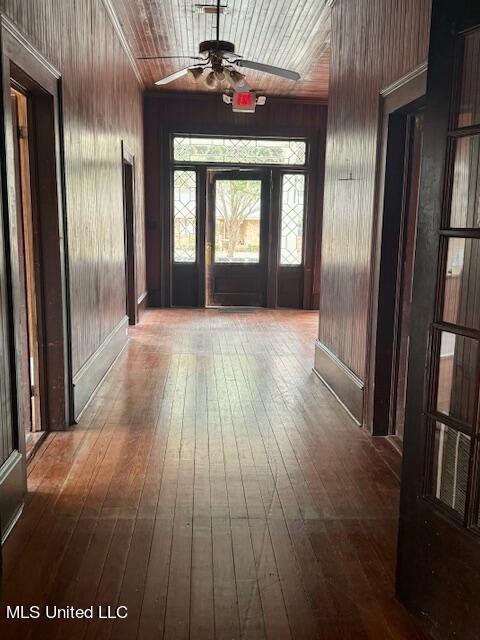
<box><xmin>233</xmin><ymin>91</ymin><xmax>256</xmax><ymax>112</ymax></box>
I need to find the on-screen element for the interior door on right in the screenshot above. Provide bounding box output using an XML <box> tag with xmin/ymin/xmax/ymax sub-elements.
<box><xmin>398</xmin><ymin>2</ymin><xmax>480</xmax><ymax>638</ymax></box>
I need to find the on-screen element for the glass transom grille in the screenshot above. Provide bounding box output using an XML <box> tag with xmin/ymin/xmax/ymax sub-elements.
<box><xmin>173</xmin><ymin>136</ymin><xmax>307</xmax><ymax>166</ymax></box>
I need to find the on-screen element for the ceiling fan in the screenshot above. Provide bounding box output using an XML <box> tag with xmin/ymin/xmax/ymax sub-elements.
<box><xmin>137</xmin><ymin>0</ymin><xmax>301</xmax><ymax>89</ymax></box>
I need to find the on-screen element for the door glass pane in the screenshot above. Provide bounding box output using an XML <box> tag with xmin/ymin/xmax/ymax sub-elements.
<box><xmin>174</xmin><ymin>136</ymin><xmax>306</xmax><ymax>166</ymax></box>
<box><xmin>450</xmin><ymin>136</ymin><xmax>480</xmax><ymax>228</ymax></box>
<box><xmin>280</xmin><ymin>174</ymin><xmax>305</xmax><ymax>265</ymax></box>
<box><xmin>458</xmin><ymin>29</ymin><xmax>480</xmax><ymax>128</ymax></box>
<box><xmin>443</xmin><ymin>238</ymin><xmax>480</xmax><ymax>330</ymax></box>
<box><xmin>436</xmin><ymin>331</ymin><xmax>478</xmax><ymax>426</ymax></box>
<box><xmin>431</xmin><ymin>422</ymin><xmax>471</xmax><ymax>519</ymax></box>
<box><xmin>215</xmin><ymin>180</ymin><xmax>261</xmax><ymax>263</ymax></box>
<box><xmin>173</xmin><ymin>170</ymin><xmax>196</xmax><ymax>263</ymax></box>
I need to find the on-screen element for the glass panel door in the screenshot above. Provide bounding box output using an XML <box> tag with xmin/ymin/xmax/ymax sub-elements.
<box><xmin>397</xmin><ymin>7</ymin><xmax>480</xmax><ymax>635</ymax></box>
<box><xmin>422</xmin><ymin>27</ymin><xmax>480</xmax><ymax>523</ymax></box>
<box><xmin>206</xmin><ymin>171</ymin><xmax>269</xmax><ymax>307</ymax></box>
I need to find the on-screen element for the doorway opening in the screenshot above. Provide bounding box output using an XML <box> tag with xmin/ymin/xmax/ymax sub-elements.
<box><xmin>8</xmin><ymin>62</ymin><xmax>70</xmax><ymax>446</ymax></box>
<box><xmin>10</xmin><ymin>85</ymin><xmax>45</xmax><ymax>457</ymax></box>
<box><xmin>122</xmin><ymin>144</ymin><xmax>137</xmax><ymax>325</ymax></box>
<box><xmin>0</xmin><ymin>21</ymin><xmax>70</xmax><ymax>545</ymax></box>
<box><xmin>170</xmin><ymin>134</ymin><xmax>312</xmax><ymax>309</ymax></box>
<box><xmin>370</xmin><ymin>69</ymin><xmax>426</xmax><ymax>440</ymax></box>
<box><xmin>373</xmin><ymin>109</ymin><xmax>424</xmax><ymax>440</ymax></box>
<box><xmin>206</xmin><ymin>170</ymin><xmax>268</xmax><ymax>307</ymax></box>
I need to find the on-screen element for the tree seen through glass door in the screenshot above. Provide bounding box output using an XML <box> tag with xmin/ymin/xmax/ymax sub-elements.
<box><xmin>214</xmin><ymin>180</ymin><xmax>262</xmax><ymax>263</ymax></box>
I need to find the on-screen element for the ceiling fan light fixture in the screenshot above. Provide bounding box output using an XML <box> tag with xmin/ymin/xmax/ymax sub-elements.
<box><xmin>187</xmin><ymin>66</ymin><xmax>204</xmax><ymax>81</ymax></box>
<box><xmin>214</xmin><ymin>69</ymin><xmax>226</xmax><ymax>82</ymax></box>
<box><xmin>226</xmin><ymin>68</ymin><xmax>245</xmax><ymax>87</ymax></box>
<box><xmin>204</xmin><ymin>71</ymin><xmax>218</xmax><ymax>89</ymax></box>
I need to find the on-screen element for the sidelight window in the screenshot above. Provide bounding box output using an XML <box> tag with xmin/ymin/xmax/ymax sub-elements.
<box><xmin>173</xmin><ymin>170</ymin><xmax>197</xmax><ymax>263</ymax></box>
<box><xmin>280</xmin><ymin>174</ymin><xmax>306</xmax><ymax>265</ymax></box>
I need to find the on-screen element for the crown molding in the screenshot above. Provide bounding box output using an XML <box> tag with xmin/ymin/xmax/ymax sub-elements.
<box><xmin>100</xmin><ymin>0</ymin><xmax>144</xmax><ymax>87</ymax></box>
<box><xmin>380</xmin><ymin>62</ymin><xmax>428</xmax><ymax>97</ymax></box>
<box><xmin>0</xmin><ymin>14</ymin><xmax>61</xmax><ymax>78</ymax></box>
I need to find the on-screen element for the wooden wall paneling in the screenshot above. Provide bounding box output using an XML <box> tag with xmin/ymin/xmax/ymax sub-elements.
<box><xmin>144</xmin><ymin>105</ymin><xmax>162</xmax><ymax>307</ymax></box>
<box><xmin>317</xmin><ymin>0</ymin><xmax>432</xmax><ymax>421</ymax></box>
<box><xmin>0</xmin><ymin>0</ymin><xmax>146</xmax><ymax>420</ymax></box>
<box><xmin>144</xmin><ymin>93</ymin><xmax>328</xmax><ymax>309</ymax></box>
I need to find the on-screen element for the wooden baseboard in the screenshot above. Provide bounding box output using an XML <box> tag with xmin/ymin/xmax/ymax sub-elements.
<box><xmin>72</xmin><ymin>316</ymin><xmax>128</xmax><ymax>421</ymax></box>
<box><xmin>137</xmin><ymin>290</ymin><xmax>148</xmax><ymax>318</ymax></box>
<box><xmin>313</xmin><ymin>340</ymin><xmax>364</xmax><ymax>425</ymax></box>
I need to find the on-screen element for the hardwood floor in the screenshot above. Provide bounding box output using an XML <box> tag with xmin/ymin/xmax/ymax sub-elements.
<box><xmin>0</xmin><ymin>309</ymin><xmax>427</xmax><ymax>640</ymax></box>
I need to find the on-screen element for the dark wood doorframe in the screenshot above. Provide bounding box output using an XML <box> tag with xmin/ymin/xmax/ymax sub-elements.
<box><xmin>161</xmin><ymin>126</ymin><xmax>321</xmax><ymax>310</ymax></box>
<box><xmin>170</xmin><ymin>161</ymin><xmax>311</xmax><ymax>309</ymax></box>
<box><xmin>0</xmin><ymin>17</ymin><xmax>71</xmax><ymax>542</ymax></box>
<box><xmin>10</xmin><ymin>85</ymin><xmax>46</xmax><ymax>459</ymax></box>
<box><xmin>205</xmin><ymin>169</ymin><xmax>271</xmax><ymax>307</ymax></box>
<box><xmin>121</xmin><ymin>142</ymin><xmax>137</xmax><ymax>325</ymax></box>
<box><xmin>364</xmin><ymin>64</ymin><xmax>427</xmax><ymax>435</ymax></box>
<box><xmin>2</xmin><ymin>32</ymin><xmax>71</xmax><ymax>432</ymax></box>
<box><xmin>389</xmin><ymin>112</ymin><xmax>424</xmax><ymax>441</ymax></box>
<box><xmin>266</xmin><ymin>169</ymin><xmax>281</xmax><ymax>308</ymax></box>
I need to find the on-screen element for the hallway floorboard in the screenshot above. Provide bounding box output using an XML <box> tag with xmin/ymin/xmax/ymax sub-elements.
<box><xmin>0</xmin><ymin>309</ymin><xmax>427</xmax><ymax>639</ymax></box>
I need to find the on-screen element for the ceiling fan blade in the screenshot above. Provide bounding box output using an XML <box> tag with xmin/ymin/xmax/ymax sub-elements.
<box><xmin>138</xmin><ymin>55</ymin><xmax>205</xmax><ymax>61</ymax></box>
<box><xmin>235</xmin><ymin>59</ymin><xmax>300</xmax><ymax>81</ymax></box>
<box><xmin>222</xmin><ymin>51</ymin><xmax>242</xmax><ymax>61</ymax></box>
<box><xmin>155</xmin><ymin>67</ymin><xmax>191</xmax><ymax>86</ymax></box>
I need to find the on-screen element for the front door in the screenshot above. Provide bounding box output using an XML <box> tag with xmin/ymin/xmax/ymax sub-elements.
<box><xmin>206</xmin><ymin>171</ymin><xmax>269</xmax><ymax>306</ymax></box>
<box><xmin>398</xmin><ymin>2</ymin><xmax>480</xmax><ymax>638</ymax></box>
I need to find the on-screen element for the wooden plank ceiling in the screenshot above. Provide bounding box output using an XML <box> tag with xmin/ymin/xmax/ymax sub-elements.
<box><xmin>111</xmin><ymin>0</ymin><xmax>331</xmax><ymax>98</ymax></box>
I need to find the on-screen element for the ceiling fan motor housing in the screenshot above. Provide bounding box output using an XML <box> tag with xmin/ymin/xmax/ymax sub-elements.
<box><xmin>199</xmin><ymin>40</ymin><xmax>235</xmax><ymax>56</ymax></box>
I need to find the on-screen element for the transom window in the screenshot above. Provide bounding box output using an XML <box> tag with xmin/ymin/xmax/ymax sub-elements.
<box><xmin>173</xmin><ymin>135</ymin><xmax>307</xmax><ymax>166</ymax></box>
